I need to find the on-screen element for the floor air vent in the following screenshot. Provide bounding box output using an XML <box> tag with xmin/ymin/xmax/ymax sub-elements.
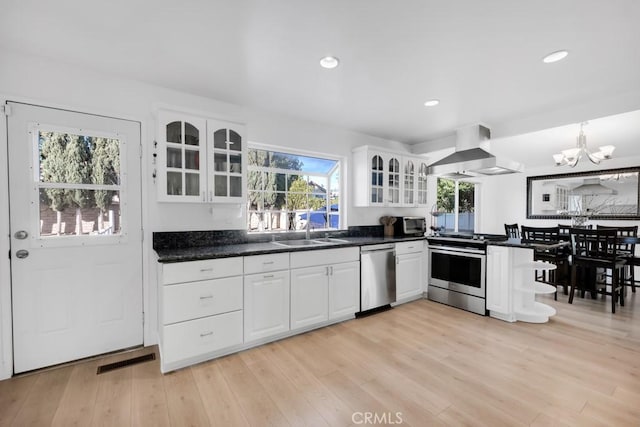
<box><xmin>96</xmin><ymin>353</ymin><xmax>155</xmax><ymax>375</ymax></box>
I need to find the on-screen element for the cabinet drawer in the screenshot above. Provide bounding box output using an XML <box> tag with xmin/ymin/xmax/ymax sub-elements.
<box><xmin>162</xmin><ymin>276</ymin><xmax>243</xmax><ymax>325</ymax></box>
<box><xmin>290</xmin><ymin>247</ymin><xmax>359</xmax><ymax>269</ymax></box>
<box><xmin>396</xmin><ymin>240</ymin><xmax>424</xmax><ymax>255</ymax></box>
<box><xmin>244</xmin><ymin>253</ymin><xmax>289</xmax><ymax>274</ymax></box>
<box><xmin>161</xmin><ymin>310</ymin><xmax>243</xmax><ymax>364</ymax></box>
<box><xmin>162</xmin><ymin>257</ymin><xmax>243</xmax><ymax>285</ymax></box>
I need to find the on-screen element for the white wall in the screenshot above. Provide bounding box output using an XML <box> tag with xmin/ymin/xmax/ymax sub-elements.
<box><xmin>477</xmin><ymin>156</ymin><xmax>640</xmax><ymax>234</ymax></box>
<box><xmin>0</xmin><ymin>48</ymin><xmax>428</xmax><ymax>378</ymax></box>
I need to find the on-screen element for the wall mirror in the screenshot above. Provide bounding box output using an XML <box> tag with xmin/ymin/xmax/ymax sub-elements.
<box><xmin>527</xmin><ymin>167</ymin><xmax>640</xmax><ymax>220</ymax></box>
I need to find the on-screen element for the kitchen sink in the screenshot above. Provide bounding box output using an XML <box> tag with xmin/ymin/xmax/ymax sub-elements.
<box><xmin>312</xmin><ymin>237</ymin><xmax>350</xmax><ymax>244</ymax></box>
<box><xmin>271</xmin><ymin>239</ymin><xmax>330</xmax><ymax>247</ymax></box>
<box><xmin>271</xmin><ymin>237</ymin><xmax>349</xmax><ymax>248</ymax></box>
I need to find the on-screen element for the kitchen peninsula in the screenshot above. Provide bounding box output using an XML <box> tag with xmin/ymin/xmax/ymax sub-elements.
<box><xmin>486</xmin><ymin>238</ymin><xmax>569</xmax><ymax>323</ymax></box>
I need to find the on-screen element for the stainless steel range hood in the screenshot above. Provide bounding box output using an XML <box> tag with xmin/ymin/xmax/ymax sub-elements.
<box><xmin>427</xmin><ymin>125</ymin><xmax>523</xmax><ymax>178</ymax></box>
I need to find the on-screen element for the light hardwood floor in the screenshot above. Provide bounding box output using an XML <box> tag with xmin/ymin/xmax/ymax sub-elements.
<box><xmin>2</xmin><ymin>292</ymin><xmax>640</xmax><ymax>426</ymax></box>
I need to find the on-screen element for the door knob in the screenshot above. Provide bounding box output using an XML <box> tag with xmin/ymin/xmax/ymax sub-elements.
<box><xmin>16</xmin><ymin>249</ymin><xmax>29</xmax><ymax>259</ymax></box>
<box><xmin>14</xmin><ymin>230</ymin><xmax>28</xmax><ymax>240</ymax></box>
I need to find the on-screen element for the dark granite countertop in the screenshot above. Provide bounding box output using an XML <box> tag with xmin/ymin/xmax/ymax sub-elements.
<box><xmin>488</xmin><ymin>238</ymin><xmax>569</xmax><ymax>250</ymax></box>
<box><xmin>155</xmin><ymin>235</ymin><xmax>426</xmax><ymax>263</ymax></box>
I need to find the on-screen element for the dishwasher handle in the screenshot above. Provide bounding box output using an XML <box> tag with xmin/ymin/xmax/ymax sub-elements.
<box><xmin>360</xmin><ymin>244</ymin><xmax>395</xmax><ymax>253</ymax></box>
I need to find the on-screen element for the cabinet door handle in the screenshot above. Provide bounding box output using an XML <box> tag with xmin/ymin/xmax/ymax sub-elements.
<box><xmin>209</xmin><ymin>190</ymin><xmax>213</xmax><ymax>201</ymax></box>
<box><xmin>200</xmin><ymin>268</ymin><xmax>214</xmax><ymax>272</ymax></box>
<box><xmin>199</xmin><ymin>295</ymin><xmax>213</xmax><ymax>300</ymax></box>
<box><xmin>200</xmin><ymin>331</ymin><xmax>214</xmax><ymax>338</ymax></box>
<box><xmin>263</xmin><ymin>274</ymin><xmax>274</xmax><ymax>279</ymax></box>
<box><xmin>263</xmin><ymin>261</ymin><xmax>274</xmax><ymax>265</ymax></box>
<box><xmin>202</xmin><ymin>191</ymin><xmax>205</xmax><ymax>202</ymax></box>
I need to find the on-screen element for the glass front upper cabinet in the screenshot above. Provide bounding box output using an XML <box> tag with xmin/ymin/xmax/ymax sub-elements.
<box><xmin>159</xmin><ymin>113</ymin><xmax>207</xmax><ymax>202</ymax></box>
<box><xmin>208</xmin><ymin>119</ymin><xmax>246</xmax><ymax>202</ymax></box>
<box><xmin>157</xmin><ymin>111</ymin><xmax>245</xmax><ymax>203</ymax></box>
<box><xmin>403</xmin><ymin>159</ymin><xmax>415</xmax><ymax>205</ymax></box>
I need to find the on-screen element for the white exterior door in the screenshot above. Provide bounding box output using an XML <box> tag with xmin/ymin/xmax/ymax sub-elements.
<box><xmin>7</xmin><ymin>102</ymin><xmax>143</xmax><ymax>373</ymax></box>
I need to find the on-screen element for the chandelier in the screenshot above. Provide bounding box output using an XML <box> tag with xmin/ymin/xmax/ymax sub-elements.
<box><xmin>553</xmin><ymin>122</ymin><xmax>615</xmax><ymax>167</ymax></box>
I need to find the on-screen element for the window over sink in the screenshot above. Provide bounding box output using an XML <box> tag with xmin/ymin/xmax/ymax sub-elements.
<box><xmin>247</xmin><ymin>146</ymin><xmax>341</xmax><ymax>232</ymax></box>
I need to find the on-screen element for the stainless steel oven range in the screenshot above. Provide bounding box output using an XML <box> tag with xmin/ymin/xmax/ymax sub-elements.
<box><xmin>427</xmin><ymin>233</ymin><xmax>506</xmax><ymax>315</ymax></box>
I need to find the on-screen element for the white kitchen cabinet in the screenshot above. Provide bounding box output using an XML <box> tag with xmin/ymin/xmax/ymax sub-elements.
<box><xmin>290</xmin><ymin>266</ymin><xmax>329</xmax><ymax>330</ymax></box>
<box><xmin>157</xmin><ymin>111</ymin><xmax>207</xmax><ymax>202</ymax></box>
<box><xmin>290</xmin><ymin>247</ymin><xmax>360</xmax><ymax>331</ymax></box>
<box><xmin>415</xmin><ymin>159</ymin><xmax>429</xmax><ymax>207</ymax></box>
<box><xmin>328</xmin><ymin>261</ymin><xmax>360</xmax><ymax>319</ymax></box>
<box><xmin>158</xmin><ymin>256</ymin><xmax>243</xmax><ymax>373</ymax></box>
<box><xmin>244</xmin><ymin>271</ymin><xmax>290</xmax><ymax>342</ymax></box>
<box><xmin>156</xmin><ymin>110</ymin><xmax>245</xmax><ymax>203</ymax></box>
<box><xmin>244</xmin><ymin>254</ymin><xmax>290</xmax><ymax>342</ymax></box>
<box><xmin>353</xmin><ymin>146</ymin><xmax>428</xmax><ymax>207</ymax></box>
<box><xmin>207</xmin><ymin>118</ymin><xmax>246</xmax><ymax>203</ymax></box>
<box><xmin>395</xmin><ymin>241</ymin><xmax>425</xmax><ymax>303</ymax></box>
<box><xmin>403</xmin><ymin>157</ymin><xmax>429</xmax><ymax>207</ymax></box>
<box><xmin>352</xmin><ymin>146</ymin><xmax>402</xmax><ymax>207</ymax></box>
<box><xmin>485</xmin><ymin>245</ymin><xmax>516</xmax><ymax>322</ymax></box>
<box><xmin>486</xmin><ymin>244</ymin><xmax>557</xmax><ymax>323</ymax></box>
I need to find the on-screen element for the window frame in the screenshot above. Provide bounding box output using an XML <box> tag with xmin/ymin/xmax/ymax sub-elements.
<box><xmin>436</xmin><ymin>177</ymin><xmax>477</xmax><ymax>233</ymax></box>
<box><xmin>30</xmin><ymin>123</ymin><xmax>128</xmax><ymax>247</ymax></box>
<box><xmin>247</xmin><ymin>142</ymin><xmax>344</xmax><ymax>233</ymax></box>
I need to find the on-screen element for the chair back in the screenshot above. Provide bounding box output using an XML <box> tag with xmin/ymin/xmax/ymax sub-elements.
<box><xmin>504</xmin><ymin>223</ymin><xmax>520</xmax><ymax>238</ymax></box>
<box><xmin>558</xmin><ymin>225</ymin><xmax>571</xmax><ymax>240</ymax></box>
<box><xmin>570</xmin><ymin>228</ymin><xmax>619</xmax><ymax>264</ymax></box>
<box><xmin>521</xmin><ymin>226</ymin><xmax>559</xmax><ymax>243</ymax></box>
<box><xmin>596</xmin><ymin>225</ymin><xmax>638</xmax><ymax>256</ymax></box>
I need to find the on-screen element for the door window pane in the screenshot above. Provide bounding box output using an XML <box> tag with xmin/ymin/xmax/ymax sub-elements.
<box><xmin>37</xmin><ymin>131</ymin><xmax>123</xmax><ymax>238</ymax></box>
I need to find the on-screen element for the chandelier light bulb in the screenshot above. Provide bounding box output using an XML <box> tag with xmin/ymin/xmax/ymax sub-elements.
<box><xmin>552</xmin><ymin>122</ymin><xmax>615</xmax><ymax>167</ymax></box>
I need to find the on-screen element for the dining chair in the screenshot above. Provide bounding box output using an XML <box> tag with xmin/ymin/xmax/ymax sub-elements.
<box><xmin>504</xmin><ymin>223</ymin><xmax>520</xmax><ymax>238</ymax></box>
<box><xmin>569</xmin><ymin>228</ymin><xmax>626</xmax><ymax>313</ymax></box>
<box><xmin>596</xmin><ymin>225</ymin><xmax>638</xmax><ymax>293</ymax></box>
<box><xmin>520</xmin><ymin>226</ymin><xmax>568</xmax><ymax>299</ymax></box>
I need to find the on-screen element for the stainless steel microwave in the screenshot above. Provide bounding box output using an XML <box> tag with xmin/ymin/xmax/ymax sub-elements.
<box><xmin>393</xmin><ymin>216</ymin><xmax>426</xmax><ymax>237</ymax></box>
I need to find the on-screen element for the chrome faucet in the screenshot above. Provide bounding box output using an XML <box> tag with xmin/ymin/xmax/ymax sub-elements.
<box><xmin>304</xmin><ymin>210</ymin><xmax>315</xmax><ymax>239</ymax></box>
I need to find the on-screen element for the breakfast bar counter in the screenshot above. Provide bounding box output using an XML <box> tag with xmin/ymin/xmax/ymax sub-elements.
<box><xmin>485</xmin><ymin>239</ymin><xmax>569</xmax><ymax>323</ymax></box>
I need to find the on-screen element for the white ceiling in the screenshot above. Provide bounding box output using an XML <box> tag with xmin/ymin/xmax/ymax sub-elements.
<box><xmin>2</xmin><ymin>0</ymin><xmax>640</xmax><ymax>156</ymax></box>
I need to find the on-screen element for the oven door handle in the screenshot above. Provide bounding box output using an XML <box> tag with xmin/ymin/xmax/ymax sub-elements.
<box><xmin>429</xmin><ymin>247</ymin><xmax>486</xmax><ymax>256</ymax></box>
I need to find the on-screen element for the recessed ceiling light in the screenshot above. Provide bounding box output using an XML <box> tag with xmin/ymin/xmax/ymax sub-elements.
<box><xmin>542</xmin><ymin>50</ymin><xmax>569</xmax><ymax>63</ymax></box>
<box><xmin>423</xmin><ymin>99</ymin><xmax>440</xmax><ymax>107</ymax></box>
<box><xmin>320</xmin><ymin>56</ymin><xmax>339</xmax><ymax>69</ymax></box>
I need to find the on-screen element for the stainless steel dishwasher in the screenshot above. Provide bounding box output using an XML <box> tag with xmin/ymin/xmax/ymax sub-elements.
<box><xmin>360</xmin><ymin>244</ymin><xmax>396</xmax><ymax>312</ymax></box>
